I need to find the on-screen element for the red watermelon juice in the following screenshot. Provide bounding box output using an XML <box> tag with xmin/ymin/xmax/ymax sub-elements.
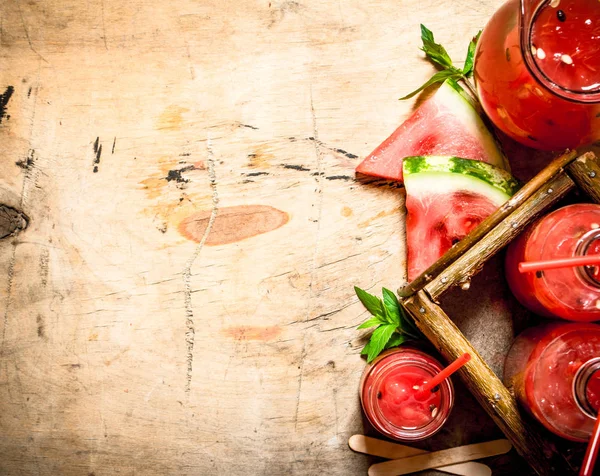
<box><xmin>504</xmin><ymin>322</ymin><xmax>600</xmax><ymax>441</ymax></box>
<box><xmin>505</xmin><ymin>204</ymin><xmax>600</xmax><ymax>321</ymax></box>
<box><xmin>474</xmin><ymin>0</ymin><xmax>600</xmax><ymax>150</ymax></box>
<box><xmin>359</xmin><ymin>348</ymin><xmax>454</xmax><ymax>441</ymax></box>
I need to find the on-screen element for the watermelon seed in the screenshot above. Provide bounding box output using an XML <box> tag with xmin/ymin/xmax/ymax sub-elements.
<box><xmin>561</xmin><ymin>54</ymin><xmax>573</xmax><ymax>65</ymax></box>
<box><xmin>419</xmin><ymin>308</ymin><xmax>425</xmax><ymax>313</ymax></box>
<box><xmin>547</xmin><ymin>188</ymin><xmax>554</xmax><ymax>194</ymax></box>
<box><xmin>590</xmin><ymin>171</ymin><xmax>597</xmax><ymax>178</ymax></box>
<box><xmin>536</xmin><ymin>271</ymin><xmax>544</xmax><ymax>278</ymax></box>
<box><xmin>557</xmin><ymin>10</ymin><xmax>566</xmax><ymax>22</ymax></box>
<box><xmin>431</xmin><ymin>407</ymin><xmax>439</xmax><ymax>418</ymax></box>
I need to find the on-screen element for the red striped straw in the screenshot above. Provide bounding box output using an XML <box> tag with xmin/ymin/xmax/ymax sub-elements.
<box><xmin>417</xmin><ymin>353</ymin><xmax>471</xmax><ymax>397</ymax></box>
<box><xmin>519</xmin><ymin>255</ymin><xmax>600</xmax><ymax>274</ymax></box>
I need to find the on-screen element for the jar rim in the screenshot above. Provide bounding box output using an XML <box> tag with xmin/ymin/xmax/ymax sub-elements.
<box><xmin>519</xmin><ymin>0</ymin><xmax>600</xmax><ymax>104</ymax></box>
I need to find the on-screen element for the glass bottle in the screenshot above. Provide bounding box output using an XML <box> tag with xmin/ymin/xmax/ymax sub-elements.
<box><xmin>505</xmin><ymin>204</ymin><xmax>600</xmax><ymax>321</ymax></box>
<box><xmin>504</xmin><ymin>322</ymin><xmax>600</xmax><ymax>441</ymax></box>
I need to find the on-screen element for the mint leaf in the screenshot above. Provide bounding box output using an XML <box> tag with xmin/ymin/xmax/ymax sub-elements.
<box><xmin>382</xmin><ymin>288</ymin><xmax>401</xmax><ymax>326</ymax></box>
<box><xmin>361</xmin><ymin>340</ymin><xmax>371</xmax><ymax>356</ymax></box>
<box><xmin>354</xmin><ymin>286</ymin><xmax>423</xmax><ymax>362</ymax></box>
<box><xmin>367</xmin><ymin>324</ymin><xmax>397</xmax><ymax>363</ymax></box>
<box><xmin>400</xmin><ymin>69</ymin><xmax>461</xmax><ymax>100</ymax></box>
<box><xmin>384</xmin><ymin>333</ymin><xmax>410</xmax><ymax>349</ymax></box>
<box><xmin>354</xmin><ymin>286</ymin><xmax>383</xmax><ymax>316</ymax></box>
<box><xmin>420</xmin><ymin>24</ymin><xmax>453</xmax><ymax>69</ymax></box>
<box><xmin>357</xmin><ymin>316</ymin><xmax>386</xmax><ymax>330</ymax></box>
<box><xmin>401</xmin><ymin>26</ymin><xmax>480</xmax><ymax>100</ymax></box>
<box><xmin>462</xmin><ymin>30</ymin><xmax>482</xmax><ymax>76</ymax></box>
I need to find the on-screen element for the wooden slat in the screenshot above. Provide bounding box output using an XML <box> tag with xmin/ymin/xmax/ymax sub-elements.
<box><xmin>398</xmin><ymin>150</ymin><xmax>580</xmax><ymax>298</ymax></box>
<box><xmin>567</xmin><ymin>152</ymin><xmax>600</xmax><ymax>204</ymax></box>
<box><xmin>402</xmin><ymin>292</ymin><xmax>573</xmax><ymax>476</ymax></box>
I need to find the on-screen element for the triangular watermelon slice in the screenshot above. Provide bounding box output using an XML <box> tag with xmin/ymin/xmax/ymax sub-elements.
<box><xmin>356</xmin><ymin>80</ymin><xmax>509</xmax><ymax>182</ymax></box>
<box><xmin>403</xmin><ymin>156</ymin><xmax>519</xmax><ymax>282</ymax></box>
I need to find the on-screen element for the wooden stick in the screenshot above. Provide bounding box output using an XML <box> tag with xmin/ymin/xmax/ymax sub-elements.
<box><xmin>402</xmin><ymin>291</ymin><xmax>574</xmax><ymax>476</ymax></box>
<box><xmin>397</xmin><ymin>149</ymin><xmax>579</xmax><ymax>298</ymax></box>
<box><xmin>424</xmin><ymin>172</ymin><xmax>575</xmax><ymax>300</ymax></box>
<box><xmin>349</xmin><ymin>435</ymin><xmax>491</xmax><ymax>476</ymax></box>
<box><xmin>367</xmin><ymin>439</ymin><xmax>511</xmax><ymax>476</ymax></box>
<box><xmin>567</xmin><ymin>153</ymin><xmax>600</xmax><ymax>204</ymax></box>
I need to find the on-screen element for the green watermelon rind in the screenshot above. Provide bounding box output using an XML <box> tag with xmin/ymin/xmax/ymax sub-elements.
<box><xmin>403</xmin><ymin>155</ymin><xmax>520</xmax><ymax>200</ymax></box>
<box><xmin>436</xmin><ymin>80</ymin><xmax>510</xmax><ymax>172</ymax></box>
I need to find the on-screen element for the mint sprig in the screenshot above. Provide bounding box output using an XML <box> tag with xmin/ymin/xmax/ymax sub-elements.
<box><xmin>400</xmin><ymin>25</ymin><xmax>482</xmax><ymax>100</ymax></box>
<box><xmin>354</xmin><ymin>286</ymin><xmax>422</xmax><ymax>363</ymax></box>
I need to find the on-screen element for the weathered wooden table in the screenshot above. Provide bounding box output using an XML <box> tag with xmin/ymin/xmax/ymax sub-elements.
<box><xmin>1</xmin><ymin>0</ymin><xmax>588</xmax><ymax>474</ymax></box>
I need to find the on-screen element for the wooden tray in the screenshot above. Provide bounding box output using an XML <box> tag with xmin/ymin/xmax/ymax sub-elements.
<box><xmin>396</xmin><ymin>150</ymin><xmax>600</xmax><ymax>476</ymax></box>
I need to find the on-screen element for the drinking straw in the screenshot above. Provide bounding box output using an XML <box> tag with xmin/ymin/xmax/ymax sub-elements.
<box><xmin>519</xmin><ymin>255</ymin><xmax>600</xmax><ymax>274</ymax></box>
<box><xmin>580</xmin><ymin>416</ymin><xmax>600</xmax><ymax>476</ymax></box>
<box><xmin>418</xmin><ymin>353</ymin><xmax>471</xmax><ymax>396</ymax></box>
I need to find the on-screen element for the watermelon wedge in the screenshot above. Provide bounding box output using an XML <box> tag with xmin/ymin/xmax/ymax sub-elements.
<box><xmin>403</xmin><ymin>156</ymin><xmax>519</xmax><ymax>282</ymax></box>
<box><xmin>356</xmin><ymin>80</ymin><xmax>509</xmax><ymax>182</ymax></box>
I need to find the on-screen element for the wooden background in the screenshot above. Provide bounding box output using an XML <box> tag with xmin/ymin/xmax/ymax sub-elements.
<box><xmin>0</xmin><ymin>0</ymin><xmax>570</xmax><ymax>474</ymax></box>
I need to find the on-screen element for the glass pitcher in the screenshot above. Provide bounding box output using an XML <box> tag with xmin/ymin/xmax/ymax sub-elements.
<box><xmin>474</xmin><ymin>0</ymin><xmax>600</xmax><ymax>151</ymax></box>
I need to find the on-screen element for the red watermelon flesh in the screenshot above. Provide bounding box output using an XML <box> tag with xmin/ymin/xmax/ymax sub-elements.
<box><xmin>405</xmin><ymin>190</ymin><xmax>499</xmax><ymax>282</ymax></box>
<box><xmin>356</xmin><ymin>80</ymin><xmax>508</xmax><ymax>182</ymax></box>
<box><xmin>402</xmin><ymin>156</ymin><xmax>519</xmax><ymax>282</ymax></box>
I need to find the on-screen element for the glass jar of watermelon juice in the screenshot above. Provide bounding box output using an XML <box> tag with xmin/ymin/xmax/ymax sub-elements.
<box><xmin>505</xmin><ymin>204</ymin><xmax>600</xmax><ymax>321</ymax></box>
<box><xmin>504</xmin><ymin>322</ymin><xmax>600</xmax><ymax>441</ymax></box>
<box><xmin>474</xmin><ymin>0</ymin><xmax>600</xmax><ymax>150</ymax></box>
<box><xmin>359</xmin><ymin>347</ymin><xmax>454</xmax><ymax>441</ymax></box>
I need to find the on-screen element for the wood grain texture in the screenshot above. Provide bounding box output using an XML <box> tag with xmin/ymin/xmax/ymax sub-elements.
<box><xmin>0</xmin><ymin>0</ymin><xmax>531</xmax><ymax>474</ymax></box>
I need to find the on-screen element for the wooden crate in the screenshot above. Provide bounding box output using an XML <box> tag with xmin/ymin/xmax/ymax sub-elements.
<box><xmin>396</xmin><ymin>150</ymin><xmax>600</xmax><ymax>475</ymax></box>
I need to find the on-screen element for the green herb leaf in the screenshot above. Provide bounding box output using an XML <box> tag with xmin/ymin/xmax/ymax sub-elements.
<box><xmin>354</xmin><ymin>286</ymin><xmax>383</xmax><ymax>316</ymax></box>
<box><xmin>420</xmin><ymin>24</ymin><xmax>453</xmax><ymax>69</ymax></box>
<box><xmin>462</xmin><ymin>30</ymin><xmax>482</xmax><ymax>77</ymax></box>
<box><xmin>401</xmin><ymin>26</ymin><xmax>480</xmax><ymax>100</ymax></box>
<box><xmin>357</xmin><ymin>316</ymin><xmax>386</xmax><ymax>330</ymax></box>
<box><xmin>384</xmin><ymin>333</ymin><xmax>410</xmax><ymax>350</ymax></box>
<box><xmin>361</xmin><ymin>340</ymin><xmax>371</xmax><ymax>356</ymax></box>
<box><xmin>367</xmin><ymin>324</ymin><xmax>397</xmax><ymax>363</ymax></box>
<box><xmin>400</xmin><ymin>69</ymin><xmax>461</xmax><ymax>100</ymax></box>
<box><xmin>382</xmin><ymin>288</ymin><xmax>401</xmax><ymax>326</ymax></box>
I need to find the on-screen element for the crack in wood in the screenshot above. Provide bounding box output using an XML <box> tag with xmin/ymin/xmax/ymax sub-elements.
<box><xmin>182</xmin><ymin>140</ymin><xmax>219</xmax><ymax>394</ymax></box>
<box><xmin>294</xmin><ymin>86</ymin><xmax>325</xmax><ymax>429</ymax></box>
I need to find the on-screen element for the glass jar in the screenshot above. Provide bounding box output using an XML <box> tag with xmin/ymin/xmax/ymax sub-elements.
<box><xmin>505</xmin><ymin>204</ymin><xmax>600</xmax><ymax>321</ymax></box>
<box><xmin>359</xmin><ymin>347</ymin><xmax>454</xmax><ymax>441</ymax></box>
<box><xmin>504</xmin><ymin>322</ymin><xmax>600</xmax><ymax>441</ymax></box>
<box><xmin>474</xmin><ymin>0</ymin><xmax>600</xmax><ymax>150</ymax></box>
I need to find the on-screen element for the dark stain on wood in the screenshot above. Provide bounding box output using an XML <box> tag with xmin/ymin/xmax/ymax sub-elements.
<box><xmin>165</xmin><ymin>165</ymin><xmax>195</xmax><ymax>183</ymax></box>
<box><xmin>111</xmin><ymin>137</ymin><xmax>116</xmax><ymax>154</ymax></box>
<box><xmin>0</xmin><ymin>204</ymin><xmax>29</xmax><ymax>239</ymax></box>
<box><xmin>179</xmin><ymin>205</ymin><xmax>289</xmax><ymax>245</ymax></box>
<box><xmin>36</xmin><ymin>314</ymin><xmax>45</xmax><ymax>339</ymax></box>
<box><xmin>245</xmin><ymin>171</ymin><xmax>269</xmax><ymax>177</ymax></box>
<box><xmin>282</xmin><ymin>164</ymin><xmax>310</xmax><ymax>172</ymax></box>
<box><xmin>239</xmin><ymin>123</ymin><xmax>258</xmax><ymax>130</ymax></box>
<box><xmin>0</xmin><ymin>86</ymin><xmax>14</xmax><ymax>124</ymax></box>
<box><xmin>332</xmin><ymin>148</ymin><xmax>358</xmax><ymax>159</ymax></box>
<box><xmin>16</xmin><ymin>149</ymin><xmax>35</xmax><ymax>170</ymax></box>
<box><xmin>93</xmin><ymin>137</ymin><xmax>102</xmax><ymax>173</ymax></box>
<box><xmin>325</xmin><ymin>175</ymin><xmax>353</xmax><ymax>181</ymax></box>
<box><xmin>221</xmin><ymin>325</ymin><xmax>282</xmax><ymax>341</ymax></box>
